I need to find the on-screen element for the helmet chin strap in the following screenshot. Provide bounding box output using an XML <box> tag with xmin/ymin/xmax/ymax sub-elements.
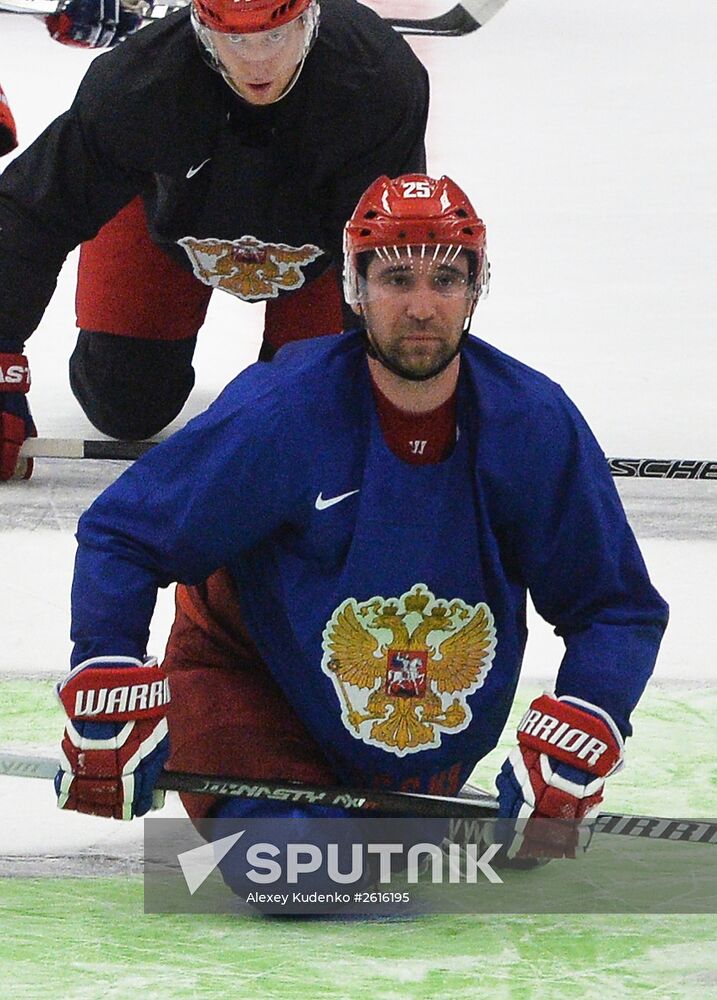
<box><xmin>363</xmin><ymin>329</ymin><xmax>465</xmax><ymax>383</ymax></box>
<box><xmin>361</xmin><ymin>301</ymin><xmax>477</xmax><ymax>384</ymax></box>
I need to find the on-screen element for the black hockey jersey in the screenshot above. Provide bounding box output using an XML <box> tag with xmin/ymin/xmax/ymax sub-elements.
<box><xmin>0</xmin><ymin>1</ymin><xmax>428</xmax><ymax>346</ymax></box>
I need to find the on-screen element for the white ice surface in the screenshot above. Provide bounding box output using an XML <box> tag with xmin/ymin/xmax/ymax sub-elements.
<box><xmin>0</xmin><ymin>2</ymin><xmax>715</xmax><ymax>856</ymax></box>
<box><xmin>0</xmin><ymin>776</ymin><xmax>187</xmax><ymax>862</ymax></box>
<box><xmin>2</xmin><ymin>529</ymin><xmax>716</xmax><ymax>683</ymax></box>
<box><xmin>1</xmin><ymin>2</ymin><xmax>716</xmax><ymax>454</ymax></box>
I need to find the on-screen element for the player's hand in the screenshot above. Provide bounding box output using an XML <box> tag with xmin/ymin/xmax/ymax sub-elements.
<box><xmin>0</xmin><ymin>349</ymin><xmax>35</xmax><ymax>481</ymax></box>
<box><xmin>55</xmin><ymin>656</ymin><xmax>170</xmax><ymax>820</ymax></box>
<box><xmin>0</xmin><ymin>84</ymin><xmax>18</xmax><ymax>156</ymax></box>
<box><xmin>45</xmin><ymin>0</ymin><xmax>143</xmax><ymax>49</ymax></box>
<box><xmin>496</xmin><ymin>693</ymin><xmax>624</xmax><ymax>858</ymax></box>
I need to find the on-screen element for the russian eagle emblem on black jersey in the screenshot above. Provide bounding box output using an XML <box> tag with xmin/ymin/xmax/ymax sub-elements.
<box><xmin>177</xmin><ymin>234</ymin><xmax>323</xmax><ymax>300</ymax></box>
<box><xmin>321</xmin><ymin>584</ymin><xmax>497</xmax><ymax>757</ymax></box>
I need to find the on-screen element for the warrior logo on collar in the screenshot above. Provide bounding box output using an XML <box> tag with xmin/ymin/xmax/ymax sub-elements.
<box><xmin>321</xmin><ymin>584</ymin><xmax>497</xmax><ymax>757</ymax></box>
<box><xmin>177</xmin><ymin>234</ymin><xmax>323</xmax><ymax>300</ymax></box>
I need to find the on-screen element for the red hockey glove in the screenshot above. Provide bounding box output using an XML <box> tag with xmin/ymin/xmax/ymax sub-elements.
<box><xmin>55</xmin><ymin>656</ymin><xmax>170</xmax><ymax>820</ymax></box>
<box><xmin>0</xmin><ymin>84</ymin><xmax>18</xmax><ymax>156</ymax></box>
<box><xmin>0</xmin><ymin>350</ymin><xmax>35</xmax><ymax>481</ymax></box>
<box><xmin>496</xmin><ymin>693</ymin><xmax>624</xmax><ymax>857</ymax></box>
<box><xmin>45</xmin><ymin>0</ymin><xmax>142</xmax><ymax>49</ymax></box>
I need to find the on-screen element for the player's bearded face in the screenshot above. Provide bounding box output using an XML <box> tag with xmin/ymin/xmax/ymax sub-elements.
<box><xmin>359</xmin><ymin>250</ymin><xmax>475</xmax><ymax>381</ymax></box>
<box><xmin>212</xmin><ymin>18</ymin><xmax>307</xmax><ymax>105</ymax></box>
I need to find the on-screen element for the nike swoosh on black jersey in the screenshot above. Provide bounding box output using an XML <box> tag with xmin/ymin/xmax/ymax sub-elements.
<box><xmin>186</xmin><ymin>157</ymin><xmax>211</xmax><ymax>179</ymax></box>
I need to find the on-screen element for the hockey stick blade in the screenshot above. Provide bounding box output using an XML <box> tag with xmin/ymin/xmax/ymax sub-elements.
<box><xmin>385</xmin><ymin>4</ymin><xmax>479</xmax><ymax>37</ymax></box>
<box><xmin>0</xmin><ymin>0</ymin><xmax>183</xmax><ymax>13</ymax></box>
<box><xmin>19</xmin><ymin>438</ymin><xmax>717</xmax><ymax>480</ymax></box>
<box><xmin>606</xmin><ymin>457</ymin><xmax>717</xmax><ymax>481</ymax></box>
<box><xmin>0</xmin><ymin>0</ymin><xmax>488</xmax><ymax>34</ymax></box>
<box><xmin>2</xmin><ymin>752</ymin><xmax>716</xmax><ymax>843</ymax></box>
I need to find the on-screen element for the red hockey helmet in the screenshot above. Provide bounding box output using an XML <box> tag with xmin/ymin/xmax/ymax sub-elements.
<box><xmin>192</xmin><ymin>0</ymin><xmax>314</xmax><ymax>34</ymax></box>
<box><xmin>343</xmin><ymin>174</ymin><xmax>488</xmax><ymax>307</ymax></box>
<box><xmin>0</xmin><ymin>84</ymin><xmax>18</xmax><ymax>156</ymax></box>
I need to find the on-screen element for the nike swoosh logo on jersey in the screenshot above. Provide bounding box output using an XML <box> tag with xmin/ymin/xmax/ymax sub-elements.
<box><xmin>186</xmin><ymin>157</ymin><xmax>211</xmax><ymax>179</ymax></box>
<box><xmin>315</xmin><ymin>489</ymin><xmax>360</xmax><ymax>511</ymax></box>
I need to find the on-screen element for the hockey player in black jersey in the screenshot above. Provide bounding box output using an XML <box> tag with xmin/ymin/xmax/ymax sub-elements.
<box><xmin>0</xmin><ymin>0</ymin><xmax>429</xmax><ymax>479</ymax></box>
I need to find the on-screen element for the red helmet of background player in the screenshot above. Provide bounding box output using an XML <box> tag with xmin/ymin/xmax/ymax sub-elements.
<box><xmin>192</xmin><ymin>0</ymin><xmax>314</xmax><ymax>34</ymax></box>
<box><xmin>343</xmin><ymin>173</ymin><xmax>489</xmax><ymax>307</ymax></box>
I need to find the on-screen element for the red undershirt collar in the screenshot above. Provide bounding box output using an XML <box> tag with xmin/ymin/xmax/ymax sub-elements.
<box><xmin>369</xmin><ymin>375</ymin><xmax>458</xmax><ymax>465</ymax></box>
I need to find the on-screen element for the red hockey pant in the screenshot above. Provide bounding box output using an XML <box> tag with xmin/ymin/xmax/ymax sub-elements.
<box><xmin>75</xmin><ymin>195</ymin><xmax>345</xmax><ymax>349</ymax></box>
<box><xmin>162</xmin><ymin>568</ymin><xmax>336</xmax><ymax>820</ymax></box>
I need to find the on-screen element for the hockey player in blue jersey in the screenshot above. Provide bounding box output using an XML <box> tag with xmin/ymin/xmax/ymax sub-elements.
<box><xmin>55</xmin><ymin>173</ymin><xmax>668</xmax><ymax>859</ymax></box>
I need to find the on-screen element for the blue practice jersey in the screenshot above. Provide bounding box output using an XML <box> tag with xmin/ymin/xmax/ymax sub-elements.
<box><xmin>72</xmin><ymin>331</ymin><xmax>668</xmax><ymax>792</ymax></box>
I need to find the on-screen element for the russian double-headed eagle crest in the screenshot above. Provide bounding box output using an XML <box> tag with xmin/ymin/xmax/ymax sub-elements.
<box><xmin>321</xmin><ymin>584</ymin><xmax>497</xmax><ymax>757</ymax></box>
<box><xmin>177</xmin><ymin>234</ymin><xmax>323</xmax><ymax>300</ymax></box>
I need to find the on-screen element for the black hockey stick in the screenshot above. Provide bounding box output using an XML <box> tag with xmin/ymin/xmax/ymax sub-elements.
<box><xmin>386</xmin><ymin>0</ymin><xmax>509</xmax><ymax>37</ymax></box>
<box><xmin>2</xmin><ymin>752</ymin><xmax>716</xmax><ymax>844</ymax></box>
<box><xmin>0</xmin><ymin>0</ymin><xmax>506</xmax><ymax>37</ymax></box>
<box><xmin>21</xmin><ymin>437</ymin><xmax>158</xmax><ymax>460</ymax></box>
<box><xmin>19</xmin><ymin>439</ymin><xmax>717</xmax><ymax>480</ymax></box>
<box><xmin>606</xmin><ymin>457</ymin><xmax>717</xmax><ymax>481</ymax></box>
<box><xmin>385</xmin><ymin>3</ymin><xmax>480</xmax><ymax>38</ymax></box>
